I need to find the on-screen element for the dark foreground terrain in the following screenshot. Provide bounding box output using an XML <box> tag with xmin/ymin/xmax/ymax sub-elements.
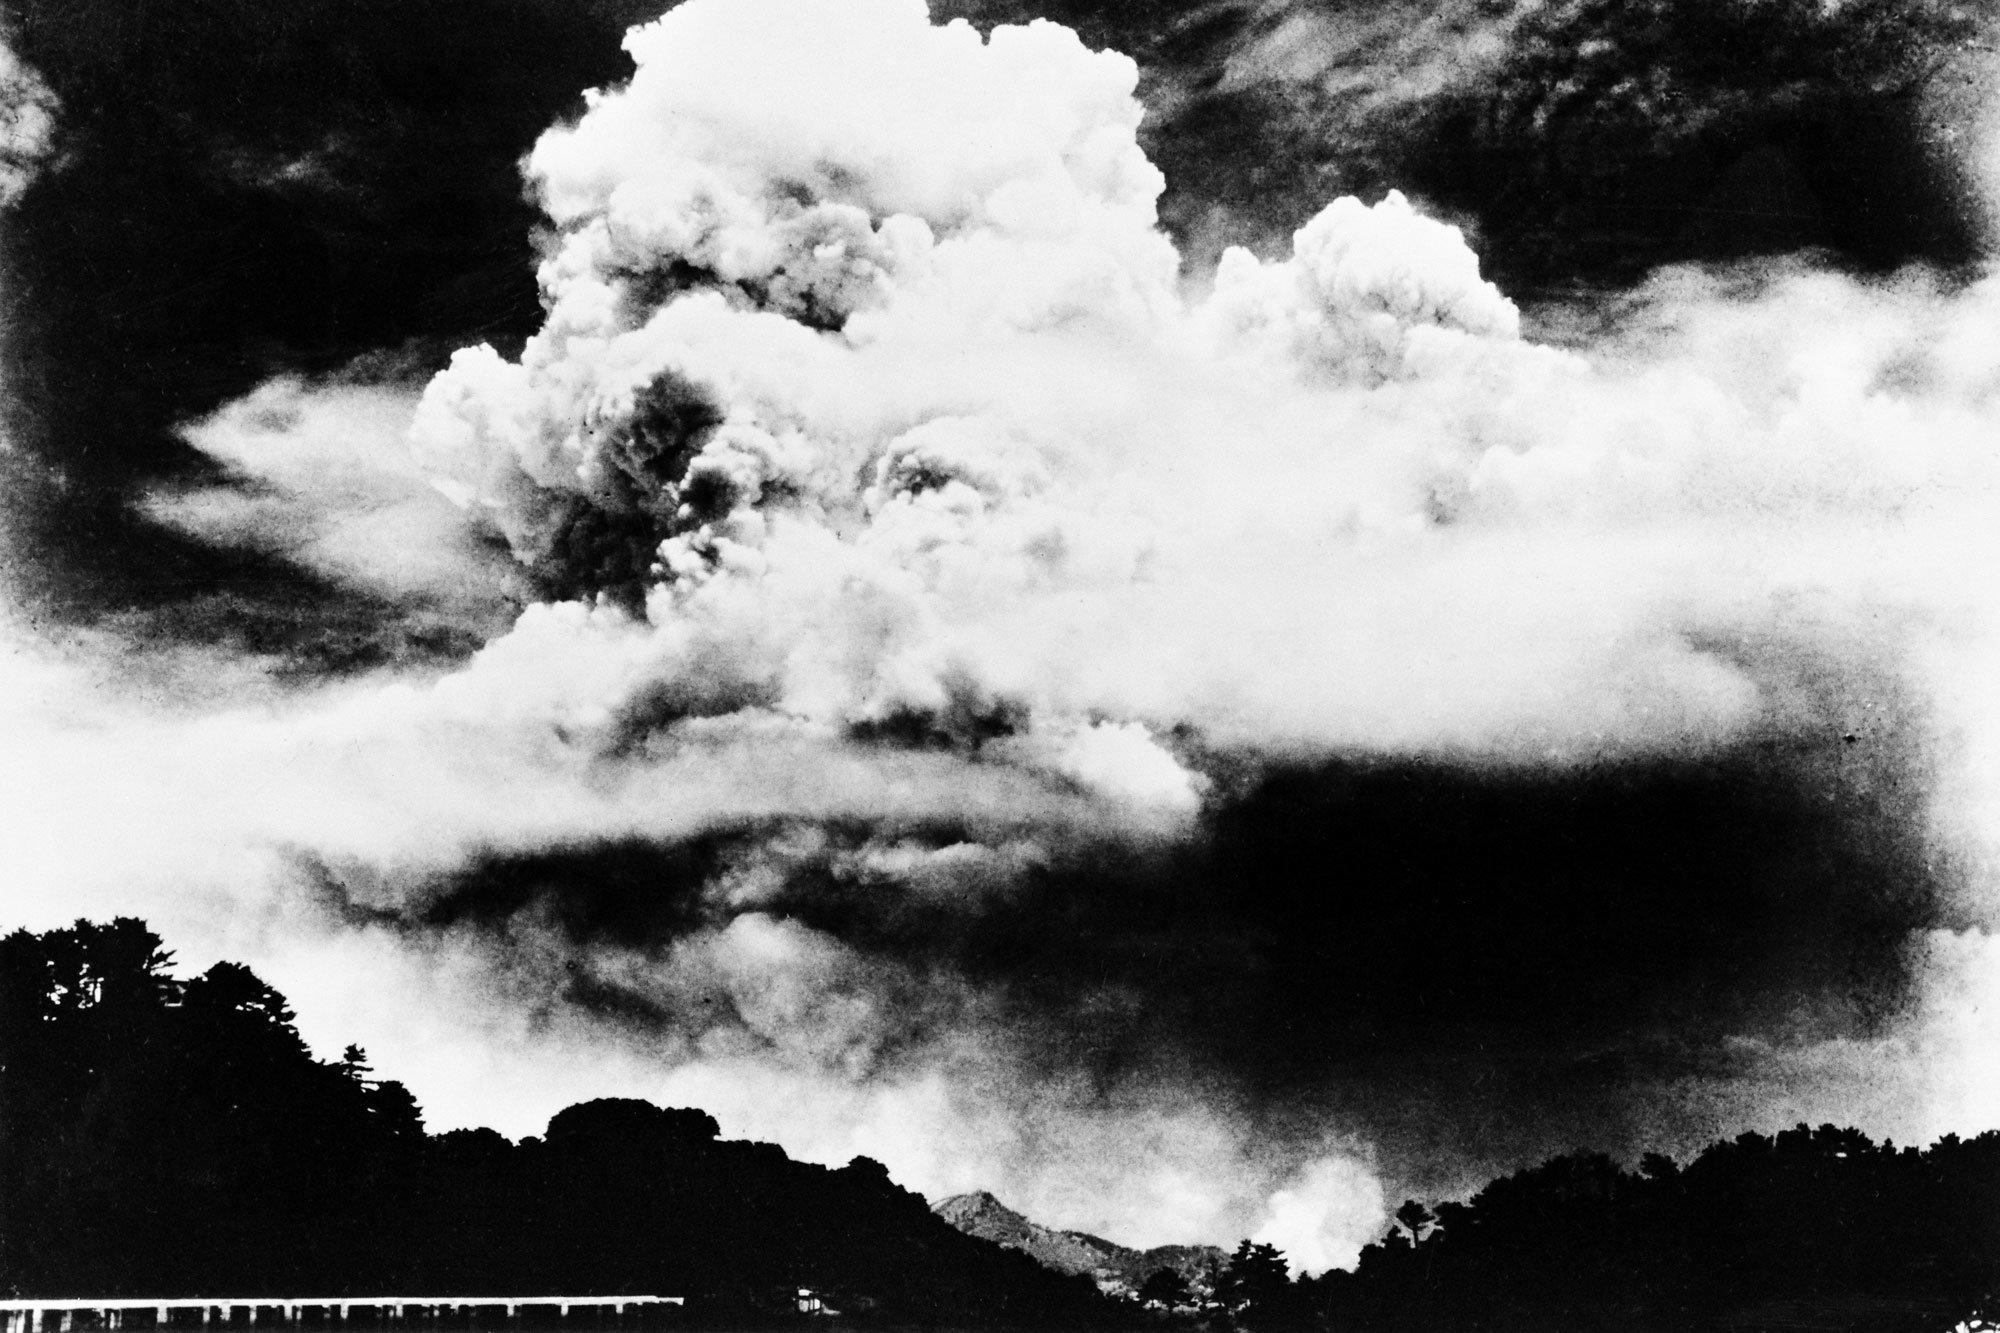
<box><xmin>3</xmin><ymin>919</ymin><xmax>1995</xmax><ymax>1333</ymax></box>
<box><xmin>0</xmin><ymin>920</ymin><xmax>1104</xmax><ymax>1323</ymax></box>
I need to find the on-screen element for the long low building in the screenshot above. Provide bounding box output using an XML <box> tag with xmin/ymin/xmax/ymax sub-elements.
<box><xmin>0</xmin><ymin>1298</ymin><xmax>684</xmax><ymax>1331</ymax></box>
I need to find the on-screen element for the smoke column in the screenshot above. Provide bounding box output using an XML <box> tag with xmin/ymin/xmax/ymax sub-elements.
<box><xmin>1</xmin><ymin>0</ymin><xmax>1998</xmax><ymax>1274</ymax></box>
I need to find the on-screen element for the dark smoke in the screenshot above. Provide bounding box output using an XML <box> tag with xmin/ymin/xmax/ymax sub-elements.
<box><xmin>327</xmin><ymin>673</ymin><xmax>1960</xmax><ymax>1196</ymax></box>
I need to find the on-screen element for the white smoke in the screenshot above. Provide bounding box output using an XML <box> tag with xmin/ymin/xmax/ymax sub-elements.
<box><xmin>3</xmin><ymin>0</ymin><xmax>1997</xmax><ymax>1271</ymax></box>
<box><xmin>0</xmin><ymin>33</ymin><xmax>55</xmax><ymax>209</ymax></box>
<box><xmin>1253</xmin><ymin>1155</ymin><xmax>1388</xmax><ymax>1274</ymax></box>
<box><xmin>407</xmin><ymin>0</ymin><xmax>1742</xmax><ymax>778</ymax></box>
<box><xmin>399</xmin><ymin>0</ymin><xmax>2000</xmax><ymax>793</ymax></box>
<box><xmin>382</xmin><ymin>0</ymin><xmax>2000</xmax><ymax>1253</ymax></box>
<box><xmin>144</xmin><ymin>376</ymin><xmax>525</xmax><ymax>631</ymax></box>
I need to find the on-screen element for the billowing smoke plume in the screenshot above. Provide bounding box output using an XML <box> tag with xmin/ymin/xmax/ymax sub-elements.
<box><xmin>310</xmin><ymin>0</ymin><xmax>1994</xmax><ymax>1260</ymax></box>
<box><xmin>0</xmin><ymin>32</ymin><xmax>52</xmax><ymax>207</ymax></box>
<box><xmin>5</xmin><ymin>0</ymin><xmax>2000</xmax><ymax>1276</ymax></box>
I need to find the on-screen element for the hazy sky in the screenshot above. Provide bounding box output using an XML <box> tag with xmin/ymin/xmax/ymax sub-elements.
<box><xmin>1</xmin><ymin>0</ymin><xmax>1998</xmax><ymax>1275</ymax></box>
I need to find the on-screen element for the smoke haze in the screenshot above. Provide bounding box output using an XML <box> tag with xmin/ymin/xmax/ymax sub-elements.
<box><xmin>1</xmin><ymin>0</ymin><xmax>1998</xmax><ymax>1278</ymax></box>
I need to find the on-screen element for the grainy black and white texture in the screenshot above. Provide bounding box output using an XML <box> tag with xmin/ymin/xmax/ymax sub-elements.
<box><xmin>1</xmin><ymin>0</ymin><xmax>1997</xmax><ymax>1269</ymax></box>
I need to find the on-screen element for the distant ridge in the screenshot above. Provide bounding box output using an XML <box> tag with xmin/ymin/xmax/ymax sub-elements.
<box><xmin>932</xmin><ymin>1191</ymin><xmax>1225</xmax><ymax>1296</ymax></box>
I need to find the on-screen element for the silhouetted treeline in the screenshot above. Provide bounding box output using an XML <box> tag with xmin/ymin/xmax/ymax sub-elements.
<box><xmin>12</xmin><ymin>919</ymin><xmax>2000</xmax><ymax>1329</ymax></box>
<box><xmin>0</xmin><ymin>919</ymin><xmax>1110</xmax><ymax>1324</ymax></box>
<box><xmin>1300</xmin><ymin>1127</ymin><xmax>2000</xmax><ymax>1332</ymax></box>
<box><xmin>1143</xmin><ymin>1141</ymin><xmax>2000</xmax><ymax>1332</ymax></box>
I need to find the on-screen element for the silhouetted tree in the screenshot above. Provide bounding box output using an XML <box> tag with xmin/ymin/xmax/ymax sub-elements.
<box><xmin>1137</xmin><ymin>1266</ymin><xmax>1191</xmax><ymax>1309</ymax></box>
<box><xmin>1218</xmin><ymin>1241</ymin><xmax>1304</xmax><ymax>1330</ymax></box>
<box><xmin>1393</xmin><ymin>1200</ymin><xmax>1434</xmax><ymax>1249</ymax></box>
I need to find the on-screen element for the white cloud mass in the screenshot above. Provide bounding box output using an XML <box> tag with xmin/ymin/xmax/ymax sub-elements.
<box><xmin>3</xmin><ymin>0</ymin><xmax>2000</xmax><ymax>1270</ymax></box>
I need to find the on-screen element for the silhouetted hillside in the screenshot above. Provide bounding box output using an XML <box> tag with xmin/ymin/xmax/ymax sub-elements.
<box><xmin>933</xmin><ymin>1191</ymin><xmax>1224</xmax><ymax>1296</ymax></box>
<box><xmin>7</xmin><ymin>918</ymin><xmax>1996</xmax><ymax>1330</ymax></box>
<box><xmin>1308</xmin><ymin>1127</ymin><xmax>2000</xmax><ymax>1332</ymax></box>
<box><xmin>0</xmin><ymin>919</ymin><xmax>1113</xmax><ymax>1324</ymax></box>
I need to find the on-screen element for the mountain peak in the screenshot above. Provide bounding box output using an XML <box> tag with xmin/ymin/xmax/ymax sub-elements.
<box><xmin>934</xmin><ymin>1190</ymin><xmax>1032</xmax><ymax>1235</ymax></box>
<box><xmin>931</xmin><ymin>1191</ymin><xmax>1226</xmax><ymax>1295</ymax></box>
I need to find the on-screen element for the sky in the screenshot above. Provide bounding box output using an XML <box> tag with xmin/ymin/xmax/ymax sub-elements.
<box><xmin>2</xmin><ymin>0</ymin><xmax>2000</xmax><ymax>1276</ymax></box>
